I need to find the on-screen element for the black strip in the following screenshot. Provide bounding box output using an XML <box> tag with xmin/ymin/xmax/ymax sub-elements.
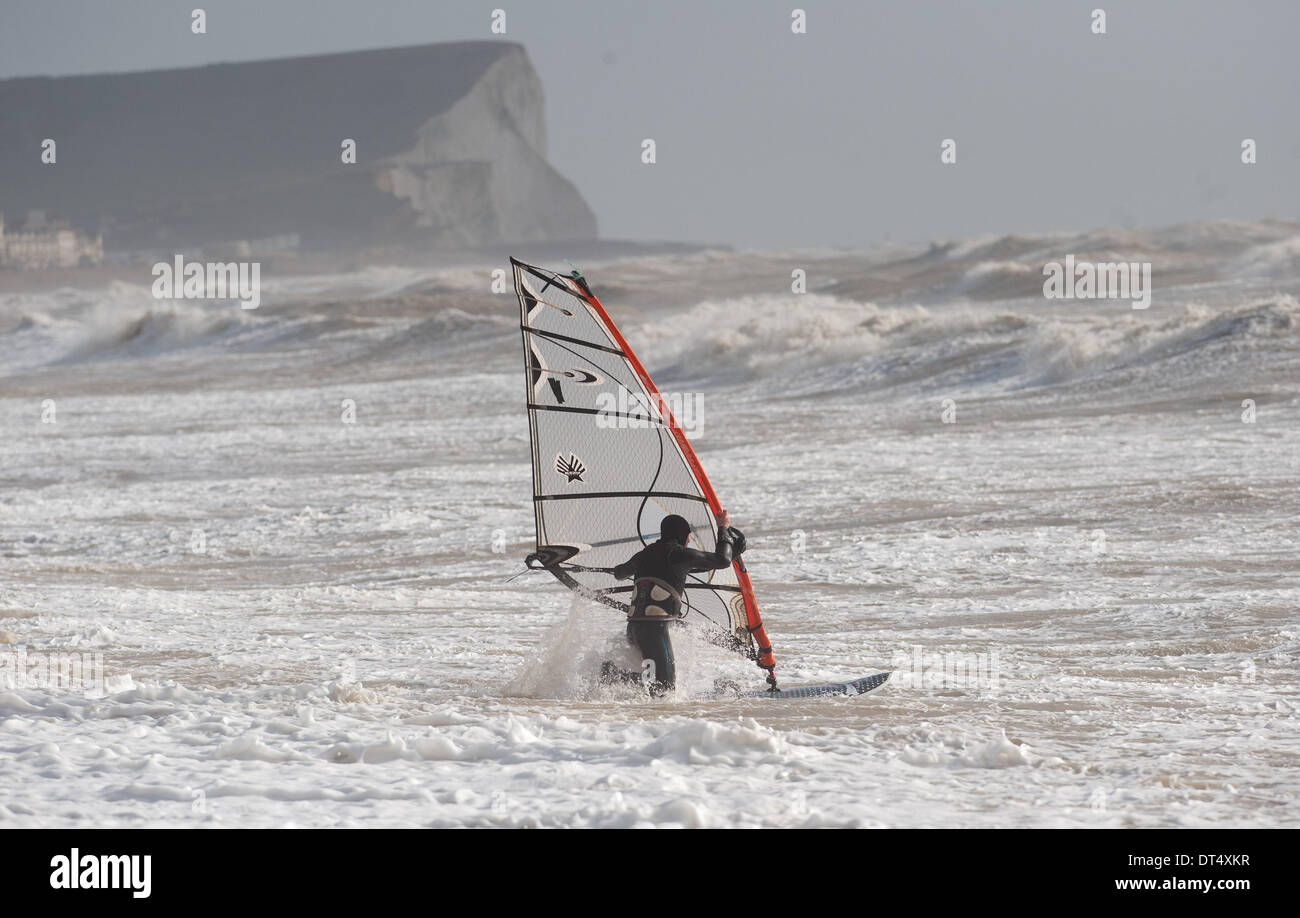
<box><xmin>560</xmin><ymin>571</ymin><xmax>740</xmax><ymax>596</ymax></box>
<box><xmin>586</xmin><ymin>534</ymin><xmax>653</xmax><ymax>549</ymax></box>
<box><xmin>521</xmin><ymin>325</ymin><xmax>625</xmax><ymax>356</ymax></box>
<box><xmin>542</xmin><ymin>575</ymin><xmax>736</xmax><ymax>604</ymax></box>
<box><xmin>515</xmin><ymin>260</ymin><xmax>566</xmax><ymax>289</ymax></box>
<box><xmin>527</xmin><ymin>403</ymin><xmax>663</xmax><ymax>425</ymax></box>
<box><xmin>683</xmin><ymin>568</ymin><xmax>743</xmax><ymax>594</ymax></box>
<box><xmin>544</xmin><ymin>565</ymin><xmax>630</xmax><ymax>614</ymax></box>
<box><xmin>532</xmin><ymin>334</ymin><xmax>639</xmax><ymax>413</ymax></box>
<box><xmin>535</xmin><ymin>491</ymin><xmax>707</xmax><ymax>503</ymax></box>
<box><xmin>622</xmin><ymin>581</ymin><xmax>739</xmax><ymax>594</ymax></box>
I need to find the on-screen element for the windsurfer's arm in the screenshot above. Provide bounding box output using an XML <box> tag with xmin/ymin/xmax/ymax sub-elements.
<box><xmin>680</xmin><ymin>511</ymin><xmax>736</xmax><ymax>572</ymax></box>
<box><xmin>612</xmin><ymin>550</ymin><xmax>643</xmax><ymax>580</ymax></box>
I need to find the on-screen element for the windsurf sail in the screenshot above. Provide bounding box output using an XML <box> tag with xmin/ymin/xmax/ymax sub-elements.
<box><xmin>511</xmin><ymin>258</ymin><xmax>777</xmax><ymax>689</ymax></box>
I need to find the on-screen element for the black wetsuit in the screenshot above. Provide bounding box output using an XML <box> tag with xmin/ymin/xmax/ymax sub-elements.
<box><xmin>610</xmin><ymin>528</ymin><xmax>735</xmax><ymax>692</ymax></box>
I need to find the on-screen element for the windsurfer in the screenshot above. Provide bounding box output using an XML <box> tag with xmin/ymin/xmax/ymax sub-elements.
<box><xmin>602</xmin><ymin>510</ymin><xmax>739</xmax><ymax>694</ymax></box>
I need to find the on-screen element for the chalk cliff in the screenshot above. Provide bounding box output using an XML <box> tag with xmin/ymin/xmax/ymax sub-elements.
<box><xmin>0</xmin><ymin>42</ymin><xmax>597</xmax><ymax>252</ymax></box>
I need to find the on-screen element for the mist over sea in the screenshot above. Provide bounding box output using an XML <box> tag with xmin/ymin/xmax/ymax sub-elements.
<box><xmin>1</xmin><ymin>219</ymin><xmax>1297</xmax><ymax>827</ymax></box>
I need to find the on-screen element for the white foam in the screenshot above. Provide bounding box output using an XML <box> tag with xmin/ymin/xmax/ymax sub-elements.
<box><xmin>2</xmin><ymin>227</ymin><xmax>1297</xmax><ymax>827</ymax></box>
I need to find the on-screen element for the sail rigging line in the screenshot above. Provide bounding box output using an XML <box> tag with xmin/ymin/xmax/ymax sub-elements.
<box><xmin>634</xmin><ymin>425</ymin><xmax>668</xmax><ymax>551</ymax></box>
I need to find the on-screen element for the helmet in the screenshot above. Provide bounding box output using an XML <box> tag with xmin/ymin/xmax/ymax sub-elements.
<box><xmin>660</xmin><ymin>514</ymin><xmax>692</xmax><ymax>545</ymax></box>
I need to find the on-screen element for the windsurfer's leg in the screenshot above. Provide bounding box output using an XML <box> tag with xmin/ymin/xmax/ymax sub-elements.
<box><xmin>599</xmin><ymin>659</ymin><xmax>640</xmax><ymax>686</ymax></box>
<box><xmin>598</xmin><ymin>625</ymin><xmax>646</xmax><ymax>687</ymax></box>
<box><xmin>626</xmin><ymin>620</ymin><xmax>676</xmax><ymax>693</ymax></box>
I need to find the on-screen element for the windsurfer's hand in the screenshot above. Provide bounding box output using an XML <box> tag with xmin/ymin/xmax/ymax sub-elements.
<box><xmin>715</xmin><ymin>509</ymin><xmax>731</xmax><ymax>530</ymax></box>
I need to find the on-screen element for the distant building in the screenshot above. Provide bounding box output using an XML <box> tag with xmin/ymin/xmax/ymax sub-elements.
<box><xmin>0</xmin><ymin>210</ymin><xmax>103</xmax><ymax>269</ymax></box>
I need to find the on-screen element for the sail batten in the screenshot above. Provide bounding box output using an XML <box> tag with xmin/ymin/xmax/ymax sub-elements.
<box><xmin>511</xmin><ymin>258</ymin><xmax>777</xmax><ymax>686</ymax></box>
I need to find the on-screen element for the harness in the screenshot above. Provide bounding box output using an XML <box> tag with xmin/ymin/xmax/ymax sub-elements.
<box><xmin>628</xmin><ymin>576</ymin><xmax>684</xmax><ymax>621</ymax></box>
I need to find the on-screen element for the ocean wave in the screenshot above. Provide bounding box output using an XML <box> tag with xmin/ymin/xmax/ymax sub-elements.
<box><xmin>635</xmin><ymin>292</ymin><xmax>1300</xmax><ymax>398</ymax></box>
<box><xmin>1226</xmin><ymin>235</ymin><xmax>1300</xmax><ymax>278</ymax></box>
<box><xmin>955</xmin><ymin>260</ymin><xmax>1040</xmax><ymax>299</ymax></box>
<box><xmin>58</xmin><ymin>306</ymin><xmax>255</xmax><ymax>364</ymax></box>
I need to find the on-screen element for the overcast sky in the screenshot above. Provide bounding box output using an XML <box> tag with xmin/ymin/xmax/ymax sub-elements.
<box><xmin>2</xmin><ymin>0</ymin><xmax>1297</xmax><ymax>248</ymax></box>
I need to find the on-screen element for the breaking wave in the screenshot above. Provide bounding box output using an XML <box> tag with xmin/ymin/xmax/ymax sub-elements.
<box><xmin>636</xmin><ymin>292</ymin><xmax>1300</xmax><ymax>400</ymax></box>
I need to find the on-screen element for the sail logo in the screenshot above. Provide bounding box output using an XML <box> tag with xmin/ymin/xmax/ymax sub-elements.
<box><xmin>555</xmin><ymin>453</ymin><xmax>586</xmax><ymax>482</ymax></box>
<box><xmin>49</xmin><ymin>849</ymin><xmax>151</xmax><ymax>898</ymax></box>
<box><xmin>1042</xmin><ymin>256</ymin><xmax>1151</xmax><ymax>309</ymax></box>
<box><xmin>595</xmin><ymin>389</ymin><xmax>704</xmax><ymax>437</ymax></box>
<box><xmin>152</xmin><ymin>254</ymin><xmax>261</xmax><ymax>309</ymax></box>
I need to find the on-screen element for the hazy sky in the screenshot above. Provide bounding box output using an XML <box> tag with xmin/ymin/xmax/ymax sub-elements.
<box><xmin>2</xmin><ymin>0</ymin><xmax>1297</xmax><ymax>248</ymax></box>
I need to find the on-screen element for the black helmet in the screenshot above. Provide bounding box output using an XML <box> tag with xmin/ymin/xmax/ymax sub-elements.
<box><xmin>660</xmin><ymin>514</ymin><xmax>692</xmax><ymax>545</ymax></box>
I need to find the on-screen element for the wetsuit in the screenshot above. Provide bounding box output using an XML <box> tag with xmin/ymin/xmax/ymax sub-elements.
<box><xmin>610</xmin><ymin>526</ymin><xmax>735</xmax><ymax>693</ymax></box>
